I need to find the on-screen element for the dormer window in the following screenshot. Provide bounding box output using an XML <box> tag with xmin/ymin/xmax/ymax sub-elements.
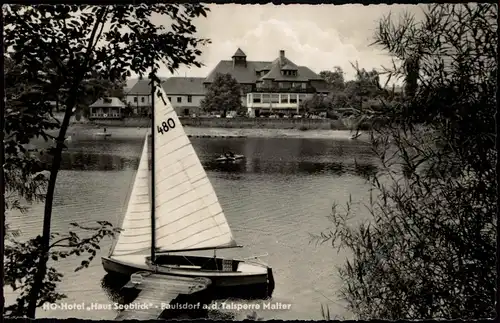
<box><xmin>103</xmin><ymin>98</ymin><xmax>112</xmax><ymax>104</ymax></box>
<box><xmin>282</xmin><ymin>70</ymin><xmax>296</xmax><ymax>76</ymax></box>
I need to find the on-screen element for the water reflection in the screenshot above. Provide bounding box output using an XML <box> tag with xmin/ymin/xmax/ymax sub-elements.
<box><xmin>35</xmin><ymin>137</ymin><xmax>378</xmax><ymax>178</ymax></box>
<box><xmin>38</xmin><ymin>151</ymin><xmax>376</xmax><ymax>178</ymax></box>
<box><xmin>38</xmin><ymin>152</ymin><xmax>140</xmax><ymax>171</ymax></box>
<box><xmin>203</xmin><ymin>159</ymin><xmax>377</xmax><ymax>177</ymax></box>
<box><xmin>19</xmin><ymin>136</ymin><xmax>376</xmax><ymax>320</ymax></box>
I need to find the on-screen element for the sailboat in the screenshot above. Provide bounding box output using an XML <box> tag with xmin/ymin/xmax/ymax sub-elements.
<box><xmin>101</xmin><ymin>81</ymin><xmax>273</xmax><ymax>292</ymax></box>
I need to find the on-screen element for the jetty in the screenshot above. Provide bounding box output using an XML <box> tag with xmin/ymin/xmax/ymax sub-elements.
<box><xmin>115</xmin><ymin>272</ymin><xmax>212</xmax><ymax>320</ymax></box>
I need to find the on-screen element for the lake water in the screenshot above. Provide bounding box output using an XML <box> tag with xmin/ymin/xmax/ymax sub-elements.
<box><xmin>6</xmin><ymin>129</ymin><xmax>377</xmax><ymax>320</ymax></box>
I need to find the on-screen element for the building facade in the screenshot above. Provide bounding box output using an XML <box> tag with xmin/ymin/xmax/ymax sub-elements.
<box><xmin>125</xmin><ymin>77</ymin><xmax>205</xmax><ymax>116</ymax></box>
<box><xmin>89</xmin><ymin>97</ymin><xmax>126</xmax><ymax>119</ymax></box>
<box><xmin>203</xmin><ymin>48</ymin><xmax>329</xmax><ymax>117</ymax></box>
<box><xmin>162</xmin><ymin>77</ymin><xmax>206</xmax><ymax>116</ymax></box>
<box><xmin>125</xmin><ymin>48</ymin><xmax>329</xmax><ymax>117</ymax></box>
<box><xmin>125</xmin><ymin>78</ymin><xmax>168</xmax><ymax>115</ymax></box>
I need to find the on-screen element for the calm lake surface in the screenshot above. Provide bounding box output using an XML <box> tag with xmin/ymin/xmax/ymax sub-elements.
<box><xmin>6</xmin><ymin>129</ymin><xmax>377</xmax><ymax>320</ymax></box>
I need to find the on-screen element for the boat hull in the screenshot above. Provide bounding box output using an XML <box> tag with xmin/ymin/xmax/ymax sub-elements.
<box><xmin>101</xmin><ymin>255</ymin><xmax>271</xmax><ymax>290</ymax></box>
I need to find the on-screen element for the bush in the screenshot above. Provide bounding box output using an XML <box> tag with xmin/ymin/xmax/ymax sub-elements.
<box><xmin>314</xmin><ymin>4</ymin><xmax>497</xmax><ymax>320</ymax></box>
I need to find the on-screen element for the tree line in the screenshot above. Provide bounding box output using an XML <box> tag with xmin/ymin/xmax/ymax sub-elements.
<box><xmin>2</xmin><ymin>4</ymin><xmax>209</xmax><ymax>318</ymax></box>
<box><xmin>313</xmin><ymin>3</ymin><xmax>497</xmax><ymax>320</ymax></box>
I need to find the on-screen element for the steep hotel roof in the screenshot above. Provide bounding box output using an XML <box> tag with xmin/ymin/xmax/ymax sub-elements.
<box><xmin>204</xmin><ymin>49</ymin><xmax>324</xmax><ymax>84</ymax></box>
<box><xmin>163</xmin><ymin>77</ymin><xmax>206</xmax><ymax>95</ymax></box>
<box><xmin>126</xmin><ymin>78</ymin><xmax>168</xmax><ymax>95</ymax></box>
<box><xmin>90</xmin><ymin>97</ymin><xmax>126</xmax><ymax>108</ymax></box>
<box><xmin>127</xmin><ymin>77</ymin><xmax>205</xmax><ymax>96</ymax></box>
<box><xmin>204</xmin><ymin>60</ymin><xmax>271</xmax><ymax>84</ymax></box>
<box><xmin>232</xmin><ymin>48</ymin><xmax>247</xmax><ymax>57</ymax></box>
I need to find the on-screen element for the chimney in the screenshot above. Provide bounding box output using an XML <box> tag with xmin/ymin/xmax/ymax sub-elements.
<box><xmin>279</xmin><ymin>50</ymin><xmax>285</xmax><ymax>64</ymax></box>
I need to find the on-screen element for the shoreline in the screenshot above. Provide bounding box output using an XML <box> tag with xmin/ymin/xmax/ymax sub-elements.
<box><xmin>66</xmin><ymin>115</ymin><xmax>352</xmax><ymax>131</ymax></box>
<box><xmin>63</xmin><ymin>123</ymin><xmax>367</xmax><ymax>141</ymax></box>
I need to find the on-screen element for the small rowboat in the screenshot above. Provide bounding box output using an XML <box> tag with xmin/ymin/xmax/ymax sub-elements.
<box><xmin>350</xmin><ymin>132</ymin><xmax>362</xmax><ymax>140</ymax></box>
<box><xmin>94</xmin><ymin>132</ymin><xmax>112</xmax><ymax>138</ymax></box>
<box><xmin>215</xmin><ymin>154</ymin><xmax>245</xmax><ymax>163</ymax></box>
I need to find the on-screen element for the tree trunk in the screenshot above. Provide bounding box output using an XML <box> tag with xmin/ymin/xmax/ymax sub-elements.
<box><xmin>25</xmin><ymin>8</ymin><xmax>107</xmax><ymax>317</ymax></box>
<box><xmin>0</xmin><ymin>8</ymin><xmax>6</xmax><ymax>315</ymax></box>
<box><xmin>26</xmin><ymin>97</ymin><xmax>75</xmax><ymax>318</ymax></box>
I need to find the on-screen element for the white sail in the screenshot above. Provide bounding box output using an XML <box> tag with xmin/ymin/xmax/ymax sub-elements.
<box><xmin>153</xmin><ymin>85</ymin><xmax>237</xmax><ymax>251</ymax></box>
<box><xmin>111</xmin><ymin>136</ymin><xmax>152</xmax><ymax>256</ymax></box>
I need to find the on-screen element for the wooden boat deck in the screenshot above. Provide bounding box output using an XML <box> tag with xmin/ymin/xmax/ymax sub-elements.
<box><xmin>115</xmin><ymin>272</ymin><xmax>212</xmax><ymax>320</ymax></box>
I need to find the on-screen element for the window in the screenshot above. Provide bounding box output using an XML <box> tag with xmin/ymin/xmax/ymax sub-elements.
<box><xmin>177</xmin><ymin>97</ymin><xmax>182</xmax><ymax>103</ymax></box>
<box><xmin>141</xmin><ymin>97</ymin><xmax>145</xmax><ymax>103</ymax></box>
<box><xmin>104</xmin><ymin>98</ymin><xmax>112</xmax><ymax>104</ymax></box>
<box><xmin>280</xmin><ymin>94</ymin><xmax>289</xmax><ymax>104</ymax></box>
<box><xmin>298</xmin><ymin>94</ymin><xmax>306</xmax><ymax>102</ymax></box>
<box><xmin>134</xmin><ymin>97</ymin><xmax>138</xmax><ymax>102</ymax></box>
<box><xmin>271</xmin><ymin>94</ymin><xmax>279</xmax><ymax>103</ymax></box>
<box><xmin>253</xmin><ymin>95</ymin><xmax>261</xmax><ymax>103</ymax></box>
<box><xmin>290</xmin><ymin>95</ymin><xmax>297</xmax><ymax>104</ymax></box>
<box><xmin>187</xmin><ymin>95</ymin><xmax>192</xmax><ymax>103</ymax></box>
<box><xmin>278</xmin><ymin>82</ymin><xmax>284</xmax><ymax>88</ymax></box>
<box><xmin>262</xmin><ymin>94</ymin><xmax>270</xmax><ymax>103</ymax></box>
<box><xmin>301</xmin><ymin>83</ymin><xmax>307</xmax><ymax>89</ymax></box>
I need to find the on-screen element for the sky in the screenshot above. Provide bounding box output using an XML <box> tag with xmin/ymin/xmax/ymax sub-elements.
<box><xmin>136</xmin><ymin>4</ymin><xmax>426</xmax><ymax>86</ymax></box>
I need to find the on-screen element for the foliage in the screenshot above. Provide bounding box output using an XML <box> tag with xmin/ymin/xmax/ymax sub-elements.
<box><xmin>201</xmin><ymin>73</ymin><xmax>242</xmax><ymax>117</ymax></box>
<box><xmin>314</xmin><ymin>65</ymin><xmax>386</xmax><ymax>118</ymax></box>
<box><xmin>4</xmin><ymin>222</ymin><xmax>119</xmax><ymax>316</ymax></box>
<box><xmin>300</xmin><ymin>93</ymin><xmax>331</xmax><ymax>113</ymax></box>
<box><xmin>78</xmin><ymin>76</ymin><xmax>127</xmax><ymax>118</ymax></box>
<box><xmin>313</xmin><ymin>3</ymin><xmax>497</xmax><ymax>320</ymax></box>
<box><xmin>344</xmin><ymin>65</ymin><xmax>383</xmax><ymax>100</ymax></box>
<box><xmin>319</xmin><ymin>66</ymin><xmax>345</xmax><ymax>91</ymax></box>
<box><xmin>3</xmin><ymin>3</ymin><xmax>210</xmax><ymax>318</ymax></box>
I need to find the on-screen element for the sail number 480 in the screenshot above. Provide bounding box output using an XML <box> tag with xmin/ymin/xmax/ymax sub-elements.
<box><xmin>157</xmin><ymin>118</ymin><xmax>176</xmax><ymax>135</ymax></box>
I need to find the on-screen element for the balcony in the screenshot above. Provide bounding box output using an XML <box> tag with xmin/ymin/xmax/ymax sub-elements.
<box><xmin>246</xmin><ymin>92</ymin><xmax>313</xmax><ymax>112</ymax></box>
<box><xmin>251</xmin><ymin>85</ymin><xmax>317</xmax><ymax>93</ymax></box>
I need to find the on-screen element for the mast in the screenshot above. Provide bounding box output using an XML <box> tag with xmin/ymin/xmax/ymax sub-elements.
<box><xmin>150</xmin><ymin>64</ymin><xmax>157</xmax><ymax>264</ymax></box>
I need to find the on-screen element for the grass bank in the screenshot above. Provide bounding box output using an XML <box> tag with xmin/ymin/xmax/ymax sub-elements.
<box><xmin>29</xmin><ymin>125</ymin><xmax>367</xmax><ymax>148</ymax></box>
<box><xmin>87</xmin><ymin>116</ymin><xmax>350</xmax><ymax>131</ymax></box>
